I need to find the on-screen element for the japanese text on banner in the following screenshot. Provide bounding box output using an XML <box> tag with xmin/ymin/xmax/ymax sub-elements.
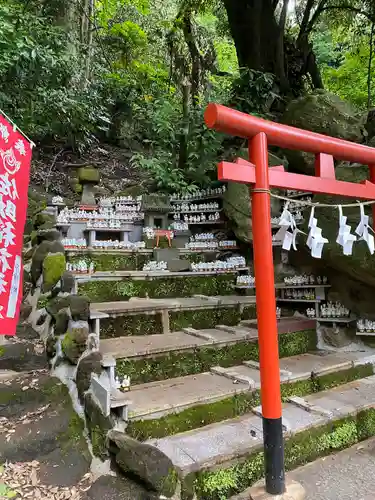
<box><xmin>0</xmin><ymin>115</ymin><xmax>32</xmax><ymax>335</ymax></box>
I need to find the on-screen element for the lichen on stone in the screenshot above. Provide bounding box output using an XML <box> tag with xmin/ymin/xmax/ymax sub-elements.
<box><xmin>42</xmin><ymin>252</ymin><xmax>66</xmax><ymax>292</ymax></box>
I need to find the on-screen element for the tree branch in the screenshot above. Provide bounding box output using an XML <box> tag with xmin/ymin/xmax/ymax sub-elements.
<box><xmin>314</xmin><ymin>5</ymin><xmax>374</xmax><ymax>26</ymax></box>
<box><xmin>279</xmin><ymin>0</ymin><xmax>289</xmax><ymax>30</ymax></box>
<box><xmin>298</xmin><ymin>0</ymin><xmax>316</xmax><ymax>39</ymax></box>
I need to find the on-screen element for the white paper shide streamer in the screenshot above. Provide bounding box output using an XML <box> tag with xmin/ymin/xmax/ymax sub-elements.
<box><xmin>336</xmin><ymin>205</ymin><xmax>356</xmax><ymax>256</ymax></box>
<box><xmin>274</xmin><ymin>202</ymin><xmax>302</xmax><ymax>251</ymax></box>
<box><xmin>355</xmin><ymin>204</ymin><xmax>375</xmax><ymax>255</ymax></box>
<box><xmin>306</xmin><ymin>207</ymin><xmax>328</xmax><ymax>259</ymax></box>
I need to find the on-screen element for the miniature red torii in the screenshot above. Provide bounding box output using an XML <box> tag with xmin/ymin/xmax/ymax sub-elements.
<box><xmin>204</xmin><ymin>103</ymin><xmax>375</xmax><ymax>496</ymax></box>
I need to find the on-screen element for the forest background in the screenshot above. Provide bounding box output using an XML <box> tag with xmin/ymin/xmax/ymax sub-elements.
<box><xmin>1</xmin><ymin>0</ymin><xmax>375</xmax><ymax>195</ymax></box>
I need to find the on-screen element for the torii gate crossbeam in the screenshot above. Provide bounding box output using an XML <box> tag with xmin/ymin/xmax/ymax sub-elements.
<box><xmin>204</xmin><ymin>103</ymin><xmax>375</xmax><ymax>496</ymax></box>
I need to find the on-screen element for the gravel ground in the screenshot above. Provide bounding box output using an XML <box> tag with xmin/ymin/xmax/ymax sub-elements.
<box><xmin>290</xmin><ymin>438</ymin><xmax>375</xmax><ymax>500</ymax></box>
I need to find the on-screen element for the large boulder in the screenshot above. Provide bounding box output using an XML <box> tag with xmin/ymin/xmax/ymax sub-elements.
<box><xmin>282</xmin><ymin>90</ymin><xmax>366</xmax><ymax>174</ymax></box>
<box><xmin>223</xmin><ymin>152</ymin><xmax>285</xmax><ymax>243</ymax></box>
<box><xmin>279</xmin><ymin>91</ymin><xmax>375</xmax><ymax>317</ymax></box>
<box><xmin>107</xmin><ymin>430</ymin><xmax>178</xmax><ymax>498</ymax></box>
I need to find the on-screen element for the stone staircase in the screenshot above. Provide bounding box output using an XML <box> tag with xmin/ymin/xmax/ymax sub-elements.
<box><xmin>67</xmin><ymin>249</ymin><xmax>375</xmax><ymax>500</ymax></box>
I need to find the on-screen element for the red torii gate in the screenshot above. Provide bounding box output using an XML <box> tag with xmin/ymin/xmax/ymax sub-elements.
<box><xmin>204</xmin><ymin>103</ymin><xmax>375</xmax><ymax>496</ymax></box>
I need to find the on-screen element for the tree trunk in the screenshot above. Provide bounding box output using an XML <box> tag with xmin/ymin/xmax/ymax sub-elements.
<box><xmin>222</xmin><ymin>0</ymin><xmax>284</xmax><ymax>79</ymax></box>
<box><xmin>177</xmin><ymin>81</ymin><xmax>190</xmax><ymax>171</ymax></box>
<box><xmin>182</xmin><ymin>13</ymin><xmax>201</xmax><ymax>105</ymax></box>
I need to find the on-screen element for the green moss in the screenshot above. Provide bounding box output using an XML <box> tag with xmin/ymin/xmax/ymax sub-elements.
<box><xmin>78</xmin><ymin>166</ymin><xmax>100</xmax><ymax>184</ymax></box>
<box><xmin>42</xmin><ymin>252</ymin><xmax>66</xmax><ymax>291</ymax></box>
<box><xmin>37</xmin><ymin>296</ymin><xmax>49</xmax><ymax>310</ymax></box>
<box><xmin>68</xmin><ymin>252</ymin><xmax>149</xmax><ymax>272</ymax></box>
<box><xmin>79</xmin><ymin>274</ymin><xmax>236</xmax><ymax>301</ymax></box>
<box><xmin>278</xmin><ymin>329</ymin><xmax>317</xmax><ymax>357</ymax></box>
<box><xmin>170</xmin><ymin>307</ymin><xmax>241</xmax><ymax>333</ymax></box>
<box><xmin>127</xmin><ymin>363</ymin><xmax>371</xmax><ymax>441</ymax></box>
<box><xmin>101</xmin><ymin>313</ymin><xmax>163</xmax><ymax>338</ymax></box>
<box><xmin>192</xmin><ymin>410</ymin><xmax>374</xmax><ymax>499</ymax></box>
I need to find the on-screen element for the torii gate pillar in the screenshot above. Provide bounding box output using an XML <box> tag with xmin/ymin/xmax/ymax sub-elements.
<box><xmin>204</xmin><ymin>103</ymin><xmax>375</xmax><ymax>495</ymax></box>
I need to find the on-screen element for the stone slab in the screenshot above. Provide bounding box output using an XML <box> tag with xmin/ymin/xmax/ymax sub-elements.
<box><xmin>90</xmin><ymin>295</ymin><xmax>257</xmax><ymax>316</ymax></box>
<box><xmin>91</xmin><ymin>374</ymin><xmax>110</xmax><ymax>417</ymax></box>
<box><xmin>100</xmin><ymin>331</ymin><xmax>208</xmax><ymax>359</ymax></box>
<box><xmin>210</xmin><ymin>365</ymin><xmax>259</xmax><ymax>386</ymax></box>
<box><xmin>149</xmin><ymin>412</ymin><xmax>264</xmax><ymax>473</ymax></box>
<box><xmin>129</xmin><ymin>372</ymin><xmax>250</xmax><ymax>420</ymax></box>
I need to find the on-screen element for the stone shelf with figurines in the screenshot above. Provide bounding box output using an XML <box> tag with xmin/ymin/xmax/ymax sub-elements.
<box><xmin>191</xmin><ymin>256</ymin><xmax>247</xmax><ymax>273</ymax></box>
<box><xmin>184</xmin><ymin>233</ymin><xmax>238</xmax><ymax>252</ymax></box>
<box><xmin>62</xmin><ymin>238</ymin><xmax>88</xmax><ymax>250</ymax></box>
<box><xmin>170</xmin><ymin>202</ymin><xmax>222</xmax><ymax>214</ymax></box>
<box><xmin>170</xmin><ymin>186</ymin><xmax>226</xmax><ymax>228</ymax></box>
<box><xmin>66</xmin><ymin>260</ymin><xmax>95</xmax><ymax>274</ymax></box>
<box><xmin>143</xmin><ymin>261</ymin><xmax>168</xmax><ymax>272</ymax></box>
<box><xmin>356</xmin><ymin>319</ymin><xmax>375</xmax><ymax>336</ymax></box>
<box><xmin>313</xmin><ymin>301</ymin><xmax>354</xmax><ymax>323</ymax></box>
<box><xmin>170</xmin><ymin>185</ymin><xmax>226</xmax><ymax>203</ymax></box>
<box><xmin>51</xmin><ymin>195</ymin><xmax>65</xmax><ymax>206</ymax></box>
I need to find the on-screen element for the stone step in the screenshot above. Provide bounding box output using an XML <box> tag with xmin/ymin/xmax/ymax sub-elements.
<box><xmin>128</xmin><ymin>372</ymin><xmax>249</xmax><ymax>420</ymax></box>
<box><xmin>100</xmin><ymin>327</ymin><xmax>258</xmax><ymax>360</ymax></box>
<box><xmin>240</xmin><ymin>317</ymin><xmax>317</xmax><ymax>333</ymax></box>
<box><xmin>146</xmin><ymin>375</ymin><xmax>375</xmax><ymax>499</ymax></box>
<box><xmin>215</xmin><ymin>351</ymin><xmax>375</xmax><ymax>387</ymax></box>
<box><xmin>126</xmin><ymin>350</ymin><xmax>375</xmax><ymax>422</ymax></box>
<box><xmin>91</xmin><ymin>295</ymin><xmax>257</xmax><ymax>338</ymax></box>
<box><xmin>91</xmin><ymin>295</ymin><xmax>257</xmax><ymax>316</ymax></box>
<box><xmin>101</xmin><ymin>320</ymin><xmax>318</xmax><ymax>387</ymax></box>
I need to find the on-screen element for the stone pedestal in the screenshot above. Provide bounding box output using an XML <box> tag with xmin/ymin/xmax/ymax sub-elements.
<box><xmin>230</xmin><ymin>478</ymin><xmax>305</xmax><ymax>500</ymax></box>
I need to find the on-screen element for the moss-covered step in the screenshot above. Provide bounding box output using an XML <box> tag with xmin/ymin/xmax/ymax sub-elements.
<box><xmin>91</xmin><ymin>295</ymin><xmax>257</xmax><ymax>338</ymax></box>
<box><xmin>145</xmin><ymin>374</ymin><xmax>375</xmax><ymax>500</ymax></box>
<box><xmin>113</xmin><ymin>322</ymin><xmax>317</xmax><ymax>385</ymax></box>
<box><xmin>125</xmin><ymin>351</ymin><xmax>374</xmax><ymax>440</ymax></box>
<box><xmin>77</xmin><ymin>270</ymin><xmax>240</xmax><ymax>301</ymax></box>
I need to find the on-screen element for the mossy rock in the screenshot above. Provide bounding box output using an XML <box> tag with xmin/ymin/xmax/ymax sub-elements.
<box><xmin>69</xmin><ymin>295</ymin><xmax>90</xmax><ymax>321</ymax></box>
<box><xmin>108</xmin><ymin>430</ymin><xmax>178</xmax><ymax>497</ymax></box>
<box><xmin>78</xmin><ymin>166</ymin><xmax>100</xmax><ymax>184</ymax></box>
<box><xmin>42</xmin><ymin>252</ymin><xmax>66</xmax><ymax>292</ymax></box>
<box><xmin>33</xmin><ymin>212</ymin><xmax>55</xmax><ymax>229</ymax></box>
<box><xmin>76</xmin><ymin>351</ymin><xmax>102</xmax><ymax>400</ymax></box>
<box><xmin>84</xmin><ymin>392</ymin><xmax>114</xmax><ymax>459</ymax></box>
<box><xmin>60</xmin><ymin>271</ymin><xmax>75</xmax><ymax>293</ymax></box>
<box><xmin>55</xmin><ymin>309</ymin><xmax>70</xmax><ymax>335</ymax></box>
<box><xmin>36</xmin><ymin>229</ymin><xmax>61</xmax><ymax>245</ymax></box>
<box><xmin>282</xmin><ymin>90</ymin><xmax>365</xmax><ymax>175</ymax></box>
<box><xmin>61</xmin><ymin>320</ymin><xmax>89</xmax><ymax>364</ymax></box>
<box><xmin>46</xmin><ymin>296</ymin><xmax>70</xmax><ymax>317</ymax></box>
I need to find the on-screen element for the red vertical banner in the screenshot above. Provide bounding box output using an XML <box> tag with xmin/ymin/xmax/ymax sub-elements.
<box><xmin>0</xmin><ymin>114</ymin><xmax>33</xmax><ymax>335</ymax></box>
